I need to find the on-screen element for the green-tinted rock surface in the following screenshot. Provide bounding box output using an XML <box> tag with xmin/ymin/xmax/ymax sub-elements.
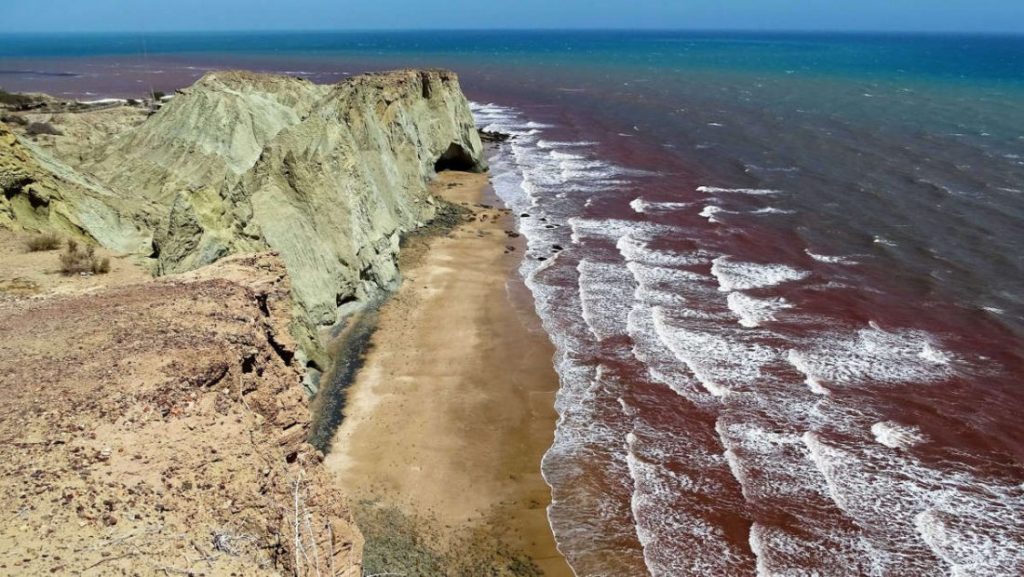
<box><xmin>1</xmin><ymin>69</ymin><xmax>486</xmax><ymax>369</ymax></box>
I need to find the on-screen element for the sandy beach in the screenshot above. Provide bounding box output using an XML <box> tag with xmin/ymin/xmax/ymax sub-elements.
<box><xmin>324</xmin><ymin>171</ymin><xmax>572</xmax><ymax>576</ymax></box>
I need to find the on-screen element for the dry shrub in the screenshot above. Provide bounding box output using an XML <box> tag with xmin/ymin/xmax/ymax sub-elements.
<box><xmin>1</xmin><ymin>113</ymin><xmax>28</xmax><ymax>126</ymax></box>
<box><xmin>59</xmin><ymin>239</ymin><xmax>111</xmax><ymax>275</ymax></box>
<box><xmin>0</xmin><ymin>89</ymin><xmax>39</xmax><ymax>109</ymax></box>
<box><xmin>25</xmin><ymin>121</ymin><xmax>62</xmax><ymax>137</ymax></box>
<box><xmin>25</xmin><ymin>233</ymin><xmax>61</xmax><ymax>252</ymax></box>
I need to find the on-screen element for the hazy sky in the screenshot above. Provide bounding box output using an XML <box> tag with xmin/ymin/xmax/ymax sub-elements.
<box><xmin>4</xmin><ymin>0</ymin><xmax>1022</xmax><ymax>33</ymax></box>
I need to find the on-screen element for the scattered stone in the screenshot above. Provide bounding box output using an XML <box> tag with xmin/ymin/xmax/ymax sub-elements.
<box><xmin>478</xmin><ymin>129</ymin><xmax>512</xmax><ymax>143</ymax></box>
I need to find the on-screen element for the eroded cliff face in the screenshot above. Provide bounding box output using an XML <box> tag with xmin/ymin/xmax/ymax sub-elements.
<box><xmin>234</xmin><ymin>70</ymin><xmax>486</xmax><ymax>364</ymax></box>
<box><xmin>2</xmin><ymin>69</ymin><xmax>486</xmax><ymax>370</ymax></box>
<box><xmin>0</xmin><ymin>123</ymin><xmax>152</xmax><ymax>254</ymax></box>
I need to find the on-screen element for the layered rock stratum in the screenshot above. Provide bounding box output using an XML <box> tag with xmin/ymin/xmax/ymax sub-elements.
<box><xmin>3</xmin><ymin>69</ymin><xmax>486</xmax><ymax>372</ymax></box>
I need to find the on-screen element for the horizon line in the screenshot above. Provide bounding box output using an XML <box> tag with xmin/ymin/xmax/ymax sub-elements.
<box><xmin>1</xmin><ymin>27</ymin><xmax>1022</xmax><ymax>37</ymax></box>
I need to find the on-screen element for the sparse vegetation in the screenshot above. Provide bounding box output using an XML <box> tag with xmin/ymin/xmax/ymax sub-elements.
<box><xmin>25</xmin><ymin>121</ymin><xmax>62</xmax><ymax>137</ymax></box>
<box><xmin>1</xmin><ymin>113</ymin><xmax>28</xmax><ymax>126</ymax></box>
<box><xmin>355</xmin><ymin>499</ymin><xmax>542</xmax><ymax>577</ymax></box>
<box><xmin>24</xmin><ymin>232</ymin><xmax>61</xmax><ymax>252</ymax></box>
<box><xmin>59</xmin><ymin>239</ymin><xmax>111</xmax><ymax>275</ymax></box>
<box><xmin>0</xmin><ymin>88</ymin><xmax>40</xmax><ymax>109</ymax></box>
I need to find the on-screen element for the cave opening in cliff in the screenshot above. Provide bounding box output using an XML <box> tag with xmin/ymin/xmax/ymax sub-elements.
<box><xmin>434</xmin><ymin>143</ymin><xmax>477</xmax><ymax>172</ymax></box>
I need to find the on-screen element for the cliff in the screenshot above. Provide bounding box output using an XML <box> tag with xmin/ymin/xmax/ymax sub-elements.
<box><xmin>0</xmin><ymin>249</ymin><xmax>363</xmax><ymax>576</ymax></box>
<box><xmin>0</xmin><ymin>123</ymin><xmax>152</xmax><ymax>254</ymax></box>
<box><xmin>3</xmin><ymin>69</ymin><xmax>486</xmax><ymax>373</ymax></box>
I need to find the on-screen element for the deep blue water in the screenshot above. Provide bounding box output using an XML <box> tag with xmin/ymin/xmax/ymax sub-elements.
<box><xmin>1</xmin><ymin>30</ymin><xmax>1023</xmax><ymax>84</ymax></box>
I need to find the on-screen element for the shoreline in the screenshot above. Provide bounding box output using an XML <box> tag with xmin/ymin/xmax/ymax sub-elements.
<box><xmin>323</xmin><ymin>170</ymin><xmax>573</xmax><ymax>576</ymax></box>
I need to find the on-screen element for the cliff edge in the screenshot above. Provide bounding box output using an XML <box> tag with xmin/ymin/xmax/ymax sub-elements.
<box><xmin>3</xmin><ymin>69</ymin><xmax>486</xmax><ymax>376</ymax></box>
<box><xmin>0</xmin><ymin>248</ymin><xmax>363</xmax><ymax>576</ymax></box>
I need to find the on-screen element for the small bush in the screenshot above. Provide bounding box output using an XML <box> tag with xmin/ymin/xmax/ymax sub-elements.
<box><xmin>59</xmin><ymin>239</ymin><xmax>111</xmax><ymax>275</ymax></box>
<box><xmin>1</xmin><ymin>113</ymin><xmax>28</xmax><ymax>126</ymax></box>
<box><xmin>0</xmin><ymin>89</ymin><xmax>39</xmax><ymax>109</ymax></box>
<box><xmin>92</xmin><ymin>255</ymin><xmax>111</xmax><ymax>274</ymax></box>
<box><xmin>25</xmin><ymin>121</ymin><xmax>62</xmax><ymax>137</ymax></box>
<box><xmin>25</xmin><ymin>233</ymin><xmax>61</xmax><ymax>252</ymax></box>
<box><xmin>151</xmin><ymin>90</ymin><xmax>166</xmax><ymax>100</ymax></box>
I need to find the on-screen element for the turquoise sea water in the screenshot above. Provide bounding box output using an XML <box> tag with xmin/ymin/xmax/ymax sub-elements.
<box><xmin>3</xmin><ymin>31</ymin><xmax>1023</xmax><ymax>576</ymax></box>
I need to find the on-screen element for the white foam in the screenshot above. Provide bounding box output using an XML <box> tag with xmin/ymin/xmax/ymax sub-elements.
<box><xmin>700</xmin><ymin>205</ymin><xmax>725</xmax><ymax>223</ymax></box>
<box><xmin>77</xmin><ymin>97</ymin><xmax>127</xmax><ymax>106</ymax></box>
<box><xmin>617</xmin><ymin>234</ymin><xmax>711</xmax><ymax>268</ymax></box>
<box><xmin>569</xmin><ymin>217</ymin><xmax>676</xmax><ymax>244</ymax></box>
<box><xmin>918</xmin><ymin>343</ymin><xmax>952</xmax><ymax>365</ymax></box>
<box><xmin>627</xmin><ymin>306</ymin><xmax>710</xmax><ymax>402</ymax></box>
<box><xmin>804</xmin><ymin>431</ymin><xmax>1024</xmax><ymax>576</ymax></box>
<box><xmin>727</xmin><ymin>292</ymin><xmax>793</xmax><ymax>328</ymax></box>
<box><xmin>537</xmin><ymin>139</ymin><xmax>598</xmax><ymax>149</ymax></box>
<box><xmin>577</xmin><ymin>259</ymin><xmax>636</xmax><ymax>341</ymax></box>
<box><xmin>787</xmin><ymin>349</ymin><xmax>832</xmax><ymax>395</ymax></box>
<box><xmin>697</xmin><ymin>186</ymin><xmax>781</xmax><ymax>196</ymax></box>
<box><xmin>753</xmin><ymin>207</ymin><xmax>796</xmax><ymax>215</ymax></box>
<box><xmin>871</xmin><ymin>421</ymin><xmax>928</xmax><ymax>449</ymax></box>
<box><xmin>626</xmin><ymin>422</ymin><xmax>754</xmax><ymax>575</ymax></box>
<box><xmin>653</xmin><ymin>309</ymin><xmax>779</xmax><ymax>397</ymax></box>
<box><xmin>806</xmin><ymin>249</ymin><xmax>859</xmax><ymax>265</ymax></box>
<box><xmin>787</xmin><ymin>324</ymin><xmax>954</xmax><ymax>388</ymax></box>
<box><xmin>711</xmin><ymin>257</ymin><xmax>810</xmax><ymax>292</ymax></box>
<box><xmin>630</xmin><ymin>197</ymin><xmax>692</xmax><ymax>214</ymax></box>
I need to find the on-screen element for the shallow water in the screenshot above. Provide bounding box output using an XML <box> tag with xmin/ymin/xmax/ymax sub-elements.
<box><xmin>3</xmin><ymin>31</ymin><xmax>1022</xmax><ymax>576</ymax></box>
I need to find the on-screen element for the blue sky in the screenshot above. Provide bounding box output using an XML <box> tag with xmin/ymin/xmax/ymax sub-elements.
<box><xmin>4</xmin><ymin>0</ymin><xmax>1022</xmax><ymax>33</ymax></box>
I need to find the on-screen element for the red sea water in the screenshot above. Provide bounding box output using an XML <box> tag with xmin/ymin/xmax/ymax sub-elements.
<box><xmin>3</xmin><ymin>31</ymin><xmax>1022</xmax><ymax>576</ymax></box>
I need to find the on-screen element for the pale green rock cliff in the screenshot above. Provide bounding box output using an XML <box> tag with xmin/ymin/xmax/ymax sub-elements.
<box><xmin>1</xmin><ymin>69</ymin><xmax>486</xmax><ymax>375</ymax></box>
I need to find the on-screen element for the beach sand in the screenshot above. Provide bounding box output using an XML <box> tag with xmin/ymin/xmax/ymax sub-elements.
<box><xmin>324</xmin><ymin>170</ymin><xmax>572</xmax><ymax>576</ymax></box>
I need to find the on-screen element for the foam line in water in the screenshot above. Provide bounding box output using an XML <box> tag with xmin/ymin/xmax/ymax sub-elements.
<box><xmin>697</xmin><ymin>185</ymin><xmax>782</xmax><ymax>195</ymax></box>
<box><xmin>630</xmin><ymin>197</ymin><xmax>693</xmax><ymax>214</ymax></box>
<box><xmin>569</xmin><ymin>217</ymin><xmax>677</xmax><ymax>244</ymax></box>
<box><xmin>617</xmin><ymin>234</ymin><xmax>712</xmax><ymax>267</ymax></box>
<box><xmin>711</xmin><ymin>257</ymin><xmax>811</xmax><ymax>292</ymax></box>
<box><xmin>805</xmin><ymin>249</ymin><xmax>860</xmax><ymax>265</ymax></box>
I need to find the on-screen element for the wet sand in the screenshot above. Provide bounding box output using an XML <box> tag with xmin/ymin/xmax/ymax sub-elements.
<box><xmin>324</xmin><ymin>171</ymin><xmax>573</xmax><ymax>576</ymax></box>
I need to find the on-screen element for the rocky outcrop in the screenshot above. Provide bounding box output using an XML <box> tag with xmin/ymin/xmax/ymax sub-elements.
<box><xmin>0</xmin><ymin>252</ymin><xmax>363</xmax><ymax>576</ymax></box>
<box><xmin>2</xmin><ymin>69</ymin><xmax>486</xmax><ymax>371</ymax></box>
<box><xmin>0</xmin><ymin>123</ymin><xmax>152</xmax><ymax>254</ymax></box>
<box><xmin>227</xmin><ymin>70</ymin><xmax>486</xmax><ymax>364</ymax></box>
<box><xmin>80</xmin><ymin>72</ymin><xmax>328</xmax><ymax>211</ymax></box>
